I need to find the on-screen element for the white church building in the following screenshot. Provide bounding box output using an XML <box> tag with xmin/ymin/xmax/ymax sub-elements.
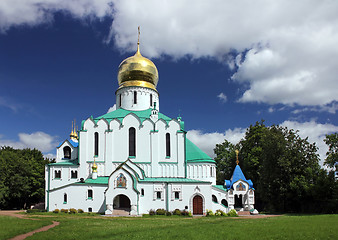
<box><xmin>45</xmin><ymin>36</ymin><xmax>255</xmax><ymax>215</ymax></box>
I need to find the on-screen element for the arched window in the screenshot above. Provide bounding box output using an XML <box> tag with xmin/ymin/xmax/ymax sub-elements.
<box><xmin>212</xmin><ymin>195</ymin><xmax>218</xmax><ymax>203</ymax></box>
<box><xmin>221</xmin><ymin>199</ymin><xmax>228</xmax><ymax>207</ymax></box>
<box><xmin>156</xmin><ymin>191</ymin><xmax>161</xmax><ymax>199</ymax></box>
<box><xmin>134</xmin><ymin>91</ymin><xmax>137</xmax><ymax>104</ymax></box>
<box><xmin>63</xmin><ymin>146</ymin><xmax>71</xmax><ymax>159</ymax></box>
<box><xmin>94</xmin><ymin>132</ymin><xmax>99</xmax><ymax>156</ymax></box>
<box><xmin>166</xmin><ymin>133</ymin><xmax>171</xmax><ymax>157</ymax></box>
<box><xmin>150</xmin><ymin>94</ymin><xmax>153</xmax><ymax>106</ymax></box>
<box><xmin>64</xmin><ymin>193</ymin><xmax>67</xmax><ymax>203</ymax></box>
<box><xmin>129</xmin><ymin>127</ymin><xmax>136</xmax><ymax>157</ymax></box>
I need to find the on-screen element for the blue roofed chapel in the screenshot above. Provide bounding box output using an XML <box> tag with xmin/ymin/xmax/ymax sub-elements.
<box><xmin>45</xmin><ymin>35</ymin><xmax>255</xmax><ymax>215</ymax></box>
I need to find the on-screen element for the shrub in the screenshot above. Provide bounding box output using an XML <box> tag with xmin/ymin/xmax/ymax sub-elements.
<box><xmin>53</xmin><ymin>209</ymin><xmax>60</xmax><ymax>213</ymax></box>
<box><xmin>206</xmin><ymin>209</ymin><xmax>214</xmax><ymax>216</ymax></box>
<box><xmin>149</xmin><ymin>209</ymin><xmax>156</xmax><ymax>216</ymax></box>
<box><xmin>172</xmin><ymin>209</ymin><xmax>181</xmax><ymax>216</ymax></box>
<box><xmin>188</xmin><ymin>211</ymin><xmax>192</xmax><ymax>217</ymax></box>
<box><xmin>215</xmin><ymin>209</ymin><xmax>226</xmax><ymax>216</ymax></box>
<box><xmin>166</xmin><ymin>211</ymin><xmax>172</xmax><ymax>216</ymax></box>
<box><xmin>78</xmin><ymin>209</ymin><xmax>84</xmax><ymax>213</ymax></box>
<box><xmin>61</xmin><ymin>209</ymin><xmax>68</xmax><ymax>213</ymax></box>
<box><xmin>26</xmin><ymin>209</ymin><xmax>46</xmax><ymax>213</ymax></box>
<box><xmin>227</xmin><ymin>209</ymin><xmax>238</xmax><ymax>217</ymax></box>
<box><xmin>69</xmin><ymin>208</ymin><xmax>77</xmax><ymax>214</ymax></box>
<box><xmin>156</xmin><ymin>208</ymin><xmax>166</xmax><ymax>215</ymax></box>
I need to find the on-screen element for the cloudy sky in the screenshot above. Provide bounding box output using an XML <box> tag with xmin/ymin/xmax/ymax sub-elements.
<box><xmin>0</xmin><ymin>0</ymin><xmax>337</xmax><ymax>165</ymax></box>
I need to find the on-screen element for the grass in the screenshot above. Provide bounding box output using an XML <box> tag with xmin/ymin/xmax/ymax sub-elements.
<box><xmin>0</xmin><ymin>215</ymin><xmax>52</xmax><ymax>240</ymax></box>
<box><xmin>4</xmin><ymin>213</ymin><xmax>338</xmax><ymax>240</ymax></box>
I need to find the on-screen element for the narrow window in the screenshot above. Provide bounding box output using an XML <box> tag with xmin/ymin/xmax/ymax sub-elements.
<box><xmin>141</xmin><ymin>188</ymin><xmax>144</xmax><ymax>196</ymax></box>
<box><xmin>150</xmin><ymin>94</ymin><xmax>153</xmax><ymax>106</ymax></box>
<box><xmin>134</xmin><ymin>91</ymin><xmax>137</xmax><ymax>104</ymax></box>
<box><xmin>129</xmin><ymin>127</ymin><xmax>136</xmax><ymax>157</ymax></box>
<box><xmin>55</xmin><ymin>170</ymin><xmax>61</xmax><ymax>179</ymax></box>
<box><xmin>71</xmin><ymin>170</ymin><xmax>77</xmax><ymax>179</ymax></box>
<box><xmin>174</xmin><ymin>192</ymin><xmax>179</xmax><ymax>200</ymax></box>
<box><xmin>64</xmin><ymin>193</ymin><xmax>67</xmax><ymax>203</ymax></box>
<box><xmin>94</xmin><ymin>132</ymin><xmax>99</xmax><ymax>156</ymax></box>
<box><xmin>119</xmin><ymin>94</ymin><xmax>122</xmax><ymax>107</ymax></box>
<box><xmin>63</xmin><ymin>146</ymin><xmax>71</xmax><ymax>159</ymax></box>
<box><xmin>210</xmin><ymin>167</ymin><xmax>213</xmax><ymax>177</ymax></box>
<box><xmin>88</xmin><ymin>189</ymin><xmax>93</xmax><ymax>199</ymax></box>
<box><xmin>156</xmin><ymin>191</ymin><xmax>161</xmax><ymax>199</ymax></box>
<box><xmin>166</xmin><ymin>133</ymin><xmax>171</xmax><ymax>157</ymax></box>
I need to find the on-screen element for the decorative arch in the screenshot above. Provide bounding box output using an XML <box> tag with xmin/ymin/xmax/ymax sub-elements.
<box><xmin>212</xmin><ymin>194</ymin><xmax>218</xmax><ymax>203</ymax></box>
<box><xmin>189</xmin><ymin>193</ymin><xmax>205</xmax><ymax>215</ymax></box>
<box><xmin>221</xmin><ymin>199</ymin><xmax>228</xmax><ymax>207</ymax></box>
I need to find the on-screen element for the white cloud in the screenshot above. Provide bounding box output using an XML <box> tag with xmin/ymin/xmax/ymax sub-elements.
<box><xmin>0</xmin><ymin>131</ymin><xmax>58</xmax><ymax>153</ymax></box>
<box><xmin>217</xmin><ymin>93</ymin><xmax>227</xmax><ymax>103</ymax></box>
<box><xmin>187</xmin><ymin>128</ymin><xmax>246</xmax><ymax>158</ymax></box>
<box><xmin>281</xmin><ymin>120</ymin><xmax>338</xmax><ymax>166</ymax></box>
<box><xmin>0</xmin><ymin>0</ymin><xmax>113</xmax><ymax>32</ymax></box>
<box><xmin>107</xmin><ymin>104</ymin><xmax>116</xmax><ymax>113</ymax></box>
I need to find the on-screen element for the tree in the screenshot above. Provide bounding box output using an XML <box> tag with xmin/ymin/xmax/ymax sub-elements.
<box><xmin>214</xmin><ymin>121</ymin><xmax>322</xmax><ymax>213</ymax></box>
<box><xmin>324</xmin><ymin>133</ymin><xmax>338</xmax><ymax>168</ymax></box>
<box><xmin>214</xmin><ymin>139</ymin><xmax>236</xmax><ymax>184</ymax></box>
<box><xmin>0</xmin><ymin>147</ymin><xmax>48</xmax><ymax>209</ymax></box>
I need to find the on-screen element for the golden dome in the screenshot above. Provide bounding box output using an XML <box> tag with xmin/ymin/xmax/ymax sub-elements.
<box><xmin>117</xmin><ymin>41</ymin><xmax>158</xmax><ymax>91</ymax></box>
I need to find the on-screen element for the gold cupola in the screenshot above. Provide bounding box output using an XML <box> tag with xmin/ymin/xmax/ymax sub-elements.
<box><xmin>117</xmin><ymin>27</ymin><xmax>159</xmax><ymax>91</ymax></box>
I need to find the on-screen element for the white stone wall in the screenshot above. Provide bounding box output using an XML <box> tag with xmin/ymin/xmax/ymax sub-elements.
<box><xmin>187</xmin><ymin>163</ymin><xmax>216</xmax><ymax>185</ymax></box>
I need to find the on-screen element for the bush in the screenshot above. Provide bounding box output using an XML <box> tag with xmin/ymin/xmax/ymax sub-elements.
<box><xmin>26</xmin><ymin>209</ymin><xmax>46</xmax><ymax>213</ymax></box>
<box><xmin>149</xmin><ymin>209</ymin><xmax>156</xmax><ymax>216</ymax></box>
<box><xmin>172</xmin><ymin>209</ymin><xmax>181</xmax><ymax>216</ymax></box>
<box><xmin>166</xmin><ymin>211</ymin><xmax>172</xmax><ymax>216</ymax></box>
<box><xmin>206</xmin><ymin>209</ymin><xmax>214</xmax><ymax>216</ymax></box>
<box><xmin>156</xmin><ymin>208</ymin><xmax>166</xmax><ymax>215</ymax></box>
<box><xmin>69</xmin><ymin>208</ymin><xmax>77</xmax><ymax>214</ymax></box>
<box><xmin>53</xmin><ymin>209</ymin><xmax>60</xmax><ymax>213</ymax></box>
<box><xmin>215</xmin><ymin>209</ymin><xmax>226</xmax><ymax>216</ymax></box>
<box><xmin>61</xmin><ymin>209</ymin><xmax>68</xmax><ymax>213</ymax></box>
<box><xmin>227</xmin><ymin>209</ymin><xmax>238</xmax><ymax>217</ymax></box>
<box><xmin>78</xmin><ymin>209</ymin><xmax>84</xmax><ymax>213</ymax></box>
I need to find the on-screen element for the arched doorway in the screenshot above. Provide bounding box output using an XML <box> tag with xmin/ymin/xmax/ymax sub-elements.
<box><xmin>113</xmin><ymin>194</ymin><xmax>131</xmax><ymax>211</ymax></box>
<box><xmin>234</xmin><ymin>194</ymin><xmax>243</xmax><ymax>208</ymax></box>
<box><xmin>193</xmin><ymin>195</ymin><xmax>203</xmax><ymax>215</ymax></box>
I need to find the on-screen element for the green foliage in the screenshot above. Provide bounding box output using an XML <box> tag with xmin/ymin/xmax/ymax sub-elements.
<box><xmin>155</xmin><ymin>208</ymin><xmax>166</xmax><ymax>215</ymax></box>
<box><xmin>53</xmin><ymin>209</ymin><xmax>60</xmax><ymax>213</ymax></box>
<box><xmin>69</xmin><ymin>208</ymin><xmax>77</xmax><ymax>214</ymax></box>
<box><xmin>172</xmin><ymin>209</ymin><xmax>181</xmax><ymax>215</ymax></box>
<box><xmin>215</xmin><ymin>209</ymin><xmax>226</xmax><ymax>216</ymax></box>
<box><xmin>166</xmin><ymin>211</ymin><xmax>172</xmax><ymax>216</ymax></box>
<box><xmin>324</xmin><ymin>133</ymin><xmax>338</xmax><ymax>168</ymax></box>
<box><xmin>78</xmin><ymin>209</ymin><xmax>84</xmax><ymax>213</ymax></box>
<box><xmin>0</xmin><ymin>146</ymin><xmax>49</xmax><ymax>209</ymax></box>
<box><xmin>206</xmin><ymin>209</ymin><xmax>214</xmax><ymax>216</ymax></box>
<box><xmin>227</xmin><ymin>209</ymin><xmax>238</xmax><ymax>217</ymax></box>
<box><xmin>61</xmin><ymin>209</ymin><xmax>68</xmax><ymax>213</ymax></box>
<box><xmin>149</xmin><ymin>209</ymin><xmax>156</xmax><ymax>215</ymax></box>
<box><xmin>214</xmin><ymin>139</ymin><xmax>237</xmax><ymax>184</ymax></box>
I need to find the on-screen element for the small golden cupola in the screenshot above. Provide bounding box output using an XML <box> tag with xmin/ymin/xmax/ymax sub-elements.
<box><xmin>69</xmin><ymin>120</ymin><xmax>78</xmax><ymax>141</ymax></box>
<box><xmin>117</xmin><ymin>27</ymin><xmax>159</xmax><ymax>91</ymax></box>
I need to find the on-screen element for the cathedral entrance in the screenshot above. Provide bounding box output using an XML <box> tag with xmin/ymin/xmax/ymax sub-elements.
<box><xmin>234</xmin><ymin>194</ymin><xmax>243</xmax><ymax>209</ymax></box>
<box><xmin>113</xmin><ymin>194</ymin><xmax>131</xmax><ymax>211</ymax></box>
<box><xmin>193</xmin><ymin>195</ymin><xmax>203</xmax><ymax>215</ymax></box>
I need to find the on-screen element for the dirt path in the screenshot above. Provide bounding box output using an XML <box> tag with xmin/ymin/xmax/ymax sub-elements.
<box><xmin>0</xmin><ymin>210</ymin><xmax>59</xmax><ymax>240</ymax></box>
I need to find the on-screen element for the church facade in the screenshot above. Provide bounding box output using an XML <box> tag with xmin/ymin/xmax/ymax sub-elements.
<box><xmin>45</xmin><ymin>38</ymin><xmax>255</xmax><ymax>215</ymax></box>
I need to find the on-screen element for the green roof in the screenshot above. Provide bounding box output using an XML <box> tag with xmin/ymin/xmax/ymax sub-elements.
<box><xmin>213</xmin><ymin>185</ymin><xmax>228</xmax><ymax>192</ymax></box>
<box><xmin>186</xmin><ymin>139</ymin><xmax>215</xmax><ymax>163</ymax></box>
<box><xmin>140</xmin><ymin>177</ymin><xmax>209</xmax><ymax>183</ymax></box>
<box><xmin>49</xmin><ymin>160</ymin><xmax>78</xmax><ymax>166</ymax></box>
<box><xmin>93</xmin><ymin>108</ymin><xmax>173</xmax><ymax>125</ymax></box>
<box><xmin>76</xmin><ymin>177</ymin><xmax>109</xmax><ymax>185</ymax></box>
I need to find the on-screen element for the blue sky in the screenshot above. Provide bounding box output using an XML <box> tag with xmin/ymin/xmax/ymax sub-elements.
<box><xmin>0</xmin><ymin>0</ymin><xmax>337</xmax><ymax>166</ymax></box>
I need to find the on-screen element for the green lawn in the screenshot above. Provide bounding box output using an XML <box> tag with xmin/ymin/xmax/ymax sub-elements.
<box><xmin>3</xmin><ymin>214</ymin><xmax>338</xmax><ymax>240</ymax></box>
<box><xmin>0</xmin><ymin>215</ymin><xmax>52</xmax><ymax>240</ymax></box>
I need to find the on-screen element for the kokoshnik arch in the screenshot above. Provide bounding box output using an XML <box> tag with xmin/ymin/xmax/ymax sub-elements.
<box><xmin>45</xmin><ymin>29</ymin><xmax>256</xmax><ymax>215</ymax></box>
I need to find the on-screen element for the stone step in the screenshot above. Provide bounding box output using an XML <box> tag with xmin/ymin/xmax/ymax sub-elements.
<box><xmin>113</xmin><ymin>209</ymin><xmax>130</xmax><ymax>216</ymax></box>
